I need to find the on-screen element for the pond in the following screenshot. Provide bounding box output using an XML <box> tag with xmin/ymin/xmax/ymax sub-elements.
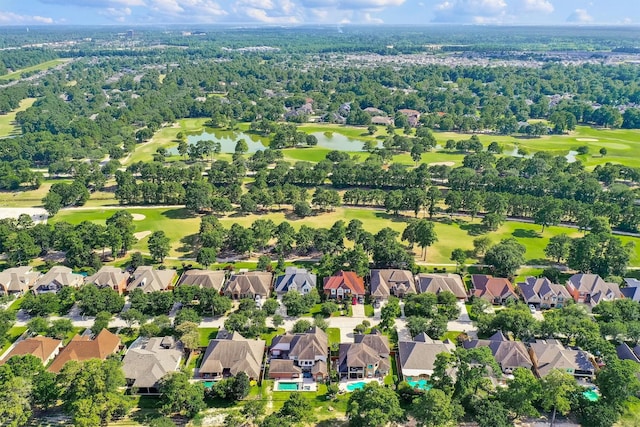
<box><xmin>168</xmin><ymin>128</ymin><xmax>380</xmax><ymax>155</ymax></box>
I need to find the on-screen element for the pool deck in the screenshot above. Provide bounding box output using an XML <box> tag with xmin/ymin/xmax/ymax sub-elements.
<box><xmin>339</xmin><ymin>377</ymin><xmax>383</xmax><ymax>392</ymax></box>
<box><xmin>274</xmin><ymin>378</ymin><xmax>318</xmax><ymax>392</ymax></box>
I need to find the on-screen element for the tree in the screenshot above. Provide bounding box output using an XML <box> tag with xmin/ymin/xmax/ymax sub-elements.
<box><xmin>412</xmin><ymin>388</ymin><xmax>460</xmax><ymax>427</ymax></box>
<box><xmin>414</xmin><ymin>219</ymin><xmax>438</xmax><ymax>261</ymax></box>
<box><xmin>148</xmin><ymin>231</ymin><xmax>170</xmax><ymax>263</ymax></box>
<box><xmin>321</xmin><ymin>301</ymin><xmax>339</xmax><ymax>316</ymax></box>
<box><xmin>497</xmin><ymin>367</ymin><xmax>541</xmax><ymax>418</ymax></box>
<box><xmin>472</xmin><ymin>236</ymin><xmax>492</xmax><ymax>256</ymax></box>
<box><xmin>120</xmin><ymin>308</ymin><xmax>145</xmax><ymax>328</ymax></box>
<box><xmin>280</xmin><ymin>393</ymin><xmax>313</xmax><ymax>424</ymax></box>
<box><xmin>450</xmin><ymin>248</ymin><xmax>467</xmax><ymax>272</ymax></box>
<box><xmin>481</xmin><ymin>213</ymin><xmax>505</xmax><ymax>232</ymax></box>
<box><xmin>27</xmin><ymin>316</ymin><xmax>50</xmax><ymax>335</ymax></box>
<box><xmin>380</xmin><ymin>296</ymin><xmax>401</xmax><ymax>329</ymax></box>
<box><xmin>347</xmin><ymin>382</ymin><xmax>403</xmax><ymax>427</ymax></box>
<box><xmin>596</xmin><ymin>358</ymin><xmax>640</xmax><ymax>410</ymax></box>
<box><xmin>472</xmin><ymin>398</ymin><xmax>512</xmax><ymax>427</ymax></box>
<box><xmin>292</xmin><ymin>319</ymin><xmax>312</xmax><ymax>333</ymax></box>
<box><xmin>282</xmin><ymin>291</ymin><xmax>311</xmax><ymax>317</ymax></box>
<box><xmin>159</xmin><ymin>372</ymin><xmax>205</xmax><ymax>418</ymax></box>
<box><xmin>49</xmin><ymin>318</ymin><xmax>74</xmax><ymax>340</ymax></box>
<box><xmin>197</xmin><ymin>247</ymin><xmax>217</xmax><ymax>268</ymax></box>
<box><xmin>534</xmin><ymin>198</ymin><xmax>563</xmax><ymax>232</ymax></box>
<box><xmin>272</xmin><ymin>314</ymin><xmax>284</xmax><ymax>328</ymax></box>
<box><xmin>484</xmin><ymin>238</ymin><xmax>526</xmax><ymax>278</ymax></box>
<box><xmin>92</xmin><ymin>311</ymin><xmax>112</xmax><ymax>334</ymax></box>
<box><xmin>539</xmin><ymin>369</ymin><xmax>578</xmax><ymax>427</ymax></box>
<box><xmin>0</xmin><ymin>376</ymin><xmax>32</xmax><ymax>427</ymax></box>
<box><xmin>262</xmin><ymin>298</ymin><xmax>279</xmax><ymax>315</ymax></box>
<box><xmin>545</xmin><ymin>234</ymin><xmax>571</xmax><ymax>263</ymax></box>
<box><xmin>599</xmin><ymin>147</ymin><xmax>607</xmax><ymax>157</ymax></box>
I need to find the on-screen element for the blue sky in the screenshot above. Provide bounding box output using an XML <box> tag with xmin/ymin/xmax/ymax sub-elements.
<box><xmin>0</xmin><ymin>0</ymin><xmax>638</xmax><ymax>26</ymax></box>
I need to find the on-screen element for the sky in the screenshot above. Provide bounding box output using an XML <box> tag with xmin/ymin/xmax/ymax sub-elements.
<box><xmin>0</xmin><ymin>0</ymin><xmax>638</xmax><ymax>26</ymax></box>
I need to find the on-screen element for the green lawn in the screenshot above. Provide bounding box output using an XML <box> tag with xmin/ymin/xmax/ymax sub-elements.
<box><xmin>364</xmin><ymin>304</ymin><xmax>374</xmax><ymax>317</ymax></box>
<box><xmin>260</xmin><ymin>327</ymin><xmax>285</xmax><ymax>346</ymax></box>
<box><xmin>0</xmin><ymin>59</ymin><xmax>67</xmax><ymax>82</ymax></box>
<box><xmin>62</xmin><ymin>327</ymin><xmax>86</xmax><ymax>345</ymax></box>
<box><xmin>0</xmin><ymin>97</ymin><xmax>36</xmax><ymax>137</ymax></box>
<box><xmin>302</xmin><ymin>303</ymin><xmax>323</xmax><ymax>317</ymax></box>
<box><xmin>385</xmin><ymin>355</ymin><xmax>398</xmax><ymax>386</ymax></box>
<box><xmin>198</xmin><ymin>327</ymin><xmax>219</xmax><ymax>347</ymax></box>
<box><xmin>0</xmin><ymin>326</ymin><xmax>27</xmax><ymax>354</ymax></box>
<box><xmin>6</xmin><ymin>296</ymin><xmax>24</xmax><ymax>313</ymax></box>
<box><xmin>326</xmin><ymin>327</ymin><xmax>341</xmax><ymax>346</ymax></box>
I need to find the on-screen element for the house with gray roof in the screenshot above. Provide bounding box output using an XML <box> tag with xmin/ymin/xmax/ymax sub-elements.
<box><xmin>122</xmin><ymin>336</ymin><xmax>183</xmax><ymax>394</ymax></box>
<box><xmin>621</xmin><ymin>278</ymin><xmax>640</xmax><ymax>302</ymax></box>
<box><xmin>370</xmin><ymin>269</ymin><xmax>416</xmax><ymax>301</ymax></box>
<box><xmin>85</xmin><ymin>266</ymin><xmax>130</xmax><ymax>295</ymax></box>
<box><xmin>616</xmin><ymin>342</ymin><xmax>640</xmax><ymax>363</ymax></box>
<box><xmin>463</xmin><ymin>331</ymin><xmax>533</xmax><ymax>375</ymax></box>
<box><xmin>566</xmin><ymin>274</ymin><xmax>623</xmax><ymax>308</ymax></box>
<box><xmin>274</xmin><ymin>267</ymin><xmax>316</xmax><ymax>296</ymax></box>
<box><xmin>518</xmin><ymin>277</ymin><xmax>571</xmax><ymax>308</ymax></box>
<box><xmin>529</xmin><ymin>339</ymin><xmax>595</xmax><ymax>379</ymax></box>
<box><xmin>397</xmin><ymin>333</ymin><xmax>455</xmax><ymax>381</ymax></box>
<box><xmin>416</xmin><ymin>273</ymin><xmax>467</xmax><ymax>300</ymax></box>
<box><xmin>0</xmin><ymin>266</ymin><xmax>40</xmax><ymax>296</ymax></box>
<box><xmin>338</xmin><ymin>330</ymin><xmax>390</xmax><ymax>379</ymax></box>
<box><xmin>269</xmin><ymin>327</ymin><xmax>328</xmax><ymax>381</ymax></box>
<box><xmin>176</xmin><ymin>269</ymin><xmax>227</xmax><ymax>291</ymax></box>
<box><xmin>127</xmin><ymin>266</ymin><xmax>176</xmax><ymax>293</ymax></box>
<box><xmin>33</xmin><ymin>266</ymin><xmax>83</xmax><ymax>294</ymax></box>
<box><xmin>198</xmin><ymin>331</ymin><xmax>265</xmax><ymax>381</ymax></box>
<box><xmin>224</xmin><ymin>271</ymin><xmax>272</xmax><ymax>300</ymax></box>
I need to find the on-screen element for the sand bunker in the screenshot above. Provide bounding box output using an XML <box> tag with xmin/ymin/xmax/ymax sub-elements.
<box><xmin>428</xmin><ymin>161</ymin><xmax>455</xmax><ymax>167</ymax></box>
<box><xmin>131</xmin><ymin>214</ymin><xmax>146</xmax><ymax>221</ymax></box>
<box><xmin>576</xmin><ymin>138</ymin><xmax>598</xmax><ymax>142</ymax></box>
<box><xmin>134</xmin><ymin>231</ymin><xmax>152</xmax><ymax>240</ymax></box>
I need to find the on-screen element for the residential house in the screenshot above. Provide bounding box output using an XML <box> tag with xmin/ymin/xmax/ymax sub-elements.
<box><xmin>616</xmin><ymin>342</ymin><xmax>640</xmax><ymax>364</ymax></box>
<box><xmin>363</xmin><ymin>107</ymin><xmax>385</xmax><ymax>115</ymax></box>
<box><xmin>518</xmin><ymin>277</ymin><xmax>572</xmax><ymax>309</ymax></box>
<box><xmin>462</xmin><ymin>331</ymin><xmax>533</xmax><ymax>375</ymax></box>
<box><xmin>1</xmin><ymin>336</ymin><xmax>62</xmax><ymax>365</ymax></box>
<box><xmin>397</xmin><ymin>109</ymin><xmax>421</xmax><ymax>127</ymax></box>
<box><xmin>33</xmin><ymin>266</ymin><xmax>83</xmax><ymax>294</ymax></box>
<box><xmin>338</xmin><ymin>330</ymin><xmax>390</xmax><ymax>379</ymax></box>
<box><xmin>416</xmin><ymin>273</ymin><xmax>467</xmax><ymax>300</ymax></box>
<box><xmin>371</xmin><ymin>116</ymin><xmax>394</xmax><ymax>126</ymax></box>
<box><xmin>323</xmin><ymin>270</ymin><xmax>365</xmax><ymax>300</ymax></box>
<box><xmin>85</xmin><ymin>266</ymin><xmax>130</xmax><ymax>295</ymax></box>
<box><xmin>122</xmin><ymin>336</ymin><xmax>183</xmax><ymax>394</ymax></box>
<box><xmin>274</xmin><ymin>267</ymin><xmax>317</xmax><ymax>295</ymax></box>
<box><xmin>269</xmin><ymin>327</ymin><xmax>328</xmax><ymax>381</ymax></box>
<box><xmin>470</xmin><ymin>274</ymin><xmax>518</xmax><ymax>304</ymax></box>
<box><xmin>0</xmin><ymin>266</ymin><xmax>41</xmax><ymax>296</ymax></box>
<box><xmin>176</xmin><ymin>269</ymin><xmax>226</xmax><ymax>292</ymax></box>
<box><xmin>566</xmin><ymin>274</ymin><xmax>623</xmax><ymax>307</ymax></box>
<box><xmin>198</xmin><ymin>331</ymin><xmax>265</xmax><ymax>381</ymax></box>
<box><xmin>397</xmin><ymin>333</ymin><xmax>455</xmax><ymax>381</ymax></box>
<box><xmin>528</xmin><ymin>339</ymin><xmax>595</xmax><ymax>379</ymax></box>
<box><xmin>48</xmin><ymin>329</ymin><xmax>121</xmax><ymax>373</ymax></box>
<box><xmin>127</xmin><ymin>266</ymin><xmax>176</xmax><ymax>293</ymax></box>
<box><xmin>370</xmin><ymin>269</ymin><xmax>416</xmax><ymax>301</ymax></box>
<box><xmin>224</xmin><ymin>271</ymin><xmax>272</xmax><ymax>300</ymax></box>
<box><xmin>621</xmin><ymin>278</ymin><xmax>640</xmax><ymax>302</ymax></box>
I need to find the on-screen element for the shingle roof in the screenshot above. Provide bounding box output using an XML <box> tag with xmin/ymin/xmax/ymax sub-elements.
<box><xmin>471</xmin><ymin>274</ymin><xmax>517</xmax><ymax>302</ymax></box>
<box><xmin>274</xmin><ymin>268</ymin><xmax>317</xmax><ymax>294</ymax></box>
<box><xmin>288</xmin><ymin>327</ymin><xmax>328</xmax><ymax>361</ymax></box>
<box><xmin>616</xmin><ymin>343</ymin><xmax>640</xmax><ymax>363</ymax></box>
<box><xmin>462</xmin><ymin>331</ymin><xmax>532</xmax><ymax>371</ymax></box>
<box><xmin>199</xmin><ymin>332</ymin><xmax>265</xmax><ymax>379</ymax></box>
<box><xmin>269</xmin><ymin>359</ymin><xmax>302</xmax><ymax>375</ymax></box>
<box><xmin>85</xmin><ymin>266</ymin><xmax>129</xmax><ymax>290</ymax></box>
<box><xmin>622</xmin><ymin>279</ymin><xmax>640</xmax><ymax>301</ymax></box>
<box><xmin>1</xmin><ymin>336</ymin><xmax>61</xmax><ymax>364</ymax></box>
<box><xmin>48</xmin><ymin>329</ymin><xmax>121</xmax><ymax>373</ymax></box>
<box><xmin>518</xmin><ymin>277</ymin><xmax>571</xmax><ymax>304</ymax></box>
<box><xmin>224</xmin><ymin>271</ymin><xmax>272</xmax><ymax>297</ymax></box>
<box><xmin>338</xmin><ymin>331</ymin><xmax>391</xmax><ymax>374</ymax></box>
<box><xmin>529</xmin><ymin>339</ymin><xmax>594</xmax><ymax>377</ymax></box>
<box><xmin>177</xmin><ymin>269</ymin><xmax>227</xmax><ymax>291</ymax></box>
<box><xmin>122</xmin><ymin>337</ymin><xmax>183</xmax><ymax>389</ymax></box>
<box><xmin>0</xmin><ymin>266</ymin><xmax>40</xmax><ymax>294</ymax></box>
<box><xmin>416</xmin><ymin>273</ymin><xmax>467</xmax><ymax>299</ymax></box>
<box><xmin>398</xmin><ymin>338</ymin><xmax>454</xmax><ymax>375</ymax></box>
<box><xmin>370</xmin><ymin>269</ymin><xmax>416</xmax><ymax>299</ymax></box>
<box><xmin>323</xmin><ymin>270</ymin><xmax>365</xmax><ymax>295</ymax></box>
<box><xmin>127</xmin><ymin>266</ymin><xmax>176</xmax><ymax>293</ymax></box>
<box><xmin>34</xmin><ymin>266</ymin><xmax>83</xmax><ymax>293</ymax></box>
<box><xmin>567</xmin><ymin>274</ymin><xmax>623</xmax><ymax>307</ymax></box>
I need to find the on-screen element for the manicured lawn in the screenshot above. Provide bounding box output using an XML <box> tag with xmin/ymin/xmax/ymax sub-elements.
<box><xmin>302</xmin><ymin>303</ymin><xmax>323</xmax><ymax>317</ymax></box>
<box><xmin>264</xmin><ymin>380</ymin><xmax>349</xmax><ymax>421</ymax></box>
<box><xmin>0</xmin><ymin>326</ymin><xmax>27</xmax><ymax>354</ymax></box>
<box><xmin>198</xmin><ymin>327</ymin><xmax>219</xmax><ymax>347</ymax></box>
<box><xmin>0</xmin><ymin>59</ymin><xmax>67</xmax><ymax>81</ymax></box>
<box><xmin>6</xmin><ymin>296</ymin><xmax>24</xmax><ymax>313</ymax></box>
<box><xmin>385</xmin><ymin>355</ymin><xmax>398</xmax><ymax>386</ymax></box>
<box><xmin>0</xmin><ymin>178</ymin><xmax>74</xmax><ymax>208</ymax></box>
<box><xmin>0</xmin><ymin>97</ymin><xmax>36</xmax><ymax>137</ymax></box>
<box><xmin>260</xmin><ymin>327</ymin><xmax>285</xmax><ymax>346</ymax></box>
<box><xmin>326</xmin><ymin>327</ymin><xmax>341</xmax><ymax>346</ymax></box>
<box><xmin>364</xmin><ymin>304</ymin><xmax>374</xmax><ymax>317</ymax></box>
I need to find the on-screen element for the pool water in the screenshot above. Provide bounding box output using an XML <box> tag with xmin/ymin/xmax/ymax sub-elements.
<box><xmin>407</xmin><ymin>379</ymin><xmax>432</xmax><ymax>390</ymax></box>
<box><xmin>583</xmin><ymin>389</ymin><xmax>599</xmax><ymax>402</ymax></box>
<box><xmin>346</xmin><ymin>381</ymin><xmax>367</xmax><ymax>391</ymax></box>
<box><xmin>203</xmin><ymin>381</ymin><xmax>216</xmax><ymax>388</ymax></box>
<box><xmin>278</xmin><ymin>382</ymin><xmax>300</xmax><ymax>391</ymax></box>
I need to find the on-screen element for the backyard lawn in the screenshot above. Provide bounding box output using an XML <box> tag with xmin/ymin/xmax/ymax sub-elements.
<box><xmin>0</xmin><ymin>326</ymin><xmax>27</xmax><ymax>354</ymax></box>
<box><xmin>326</xmin><ymin>327</ymin><xmax>341</xmax><ymax>347</ymax></box>
<box><xmin>198</xmin><ymin>327</ymin><xmax>219</xmax><ymax>347</ymax></box>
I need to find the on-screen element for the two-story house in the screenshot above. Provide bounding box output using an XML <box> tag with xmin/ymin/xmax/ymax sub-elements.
<box><xmin>84</xmin><ymin>266</ymin><xmax>130</xmax><ymax>295</ymax></box>
<box><xmin>198</xmin><ymin>331</ymin><xmax>265</xmax><ymax>381</ymax></box>
<box><xmin>518</xmin><ymin>277</ymin><xmax>572</xmax><ymax>308</ymax></box>
<box><xmin>274</xmin><ymin>267</ymin><xmax>317</xmax><ymax>296</ymax></box>
<box><xmin>269</xmin><ymin>327</ymin><xmax>328</xmax><ymax>382</ymax></box>
<box><xmin>32</xmin><ymin>266</ymin><xmax>83</xmax><ymax>294</ymax></box>
<box><xmin>416</xmin><ymin>273</ymin><xmax>467</xmax><ymax>300</ymax></box>
<box><xmin>566</xmin><ymin>274</ymin><xmax>623</xmax><ymax>308</ymax></box>
<box><xmin>462</xmin><ymin>331</ymin><xmax>533</xmax><ymax>376</ymax></box>
<box><xmin>529</xmin><ymin>339</ymin><xmax>595</xmax><ymax>379</ymax></box>
<box><xmin>338</xmin><ymin>331</ymin><xmax>390</xmax><ymax>379</ymax></box>
<box><xmin>323</xmin><ymin>270</ymin><xmax>365</xmax><ymax>301</ymax></box>
<box><xmin>224</xmin><ymin>271</ymin><xmax>272</xmax><ymax>300</ymax></box>
<box><xmin>369</xmin><ymin>269</ymin><xmax>416</xmax><ymax>301</ymax></box>
<box><xmin>470</xmin><ymin>274</ymin><xmax>518</xmax><ymax>305</ymax></box>
<box><xmin>0</xmin><ymin>266</ymin><xmax>41</xmax><ymax>296</ymax></box>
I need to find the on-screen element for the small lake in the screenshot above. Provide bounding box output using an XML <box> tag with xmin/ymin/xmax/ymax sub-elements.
<box><xmin>168</xmin><ymin>128</ymin><xmax>380</xmax><ymax>155</ymax></box>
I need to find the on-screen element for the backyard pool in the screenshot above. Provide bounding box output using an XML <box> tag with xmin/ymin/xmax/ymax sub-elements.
<box><xmin>346</xmin><ymin>381</ymin><xmax>367</xmax><ymax>391</ymax></box>
<box><xmin>407</xmin><ymin>379</ymin><xmax>432</xmax><ymax>390</ymax></box>
<box><xmin>203</xmin><ymin>381</ymin><xmax>216</xmax><ymax>389</ymax></box>
<box><xmin>583</xmin><ymin>389</ymin><xmax>599</xmax><ymax>402</ymax></box>
<box><xmin>278</xmin><ymin>382</ymin><xmax>300</xmax><ymax>391</ymax></box>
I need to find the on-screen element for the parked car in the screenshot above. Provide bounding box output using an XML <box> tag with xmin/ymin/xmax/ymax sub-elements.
<box><xmin>529</xmin><ymin>304</ymin><xmax>536</xmax><ymax>314</ymax></box>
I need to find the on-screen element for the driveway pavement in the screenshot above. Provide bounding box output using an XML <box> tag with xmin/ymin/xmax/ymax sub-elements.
<box><xmin>447</xmin><ymin>300</ymin><xmax>478</xmax><ymax>337</ymax></box>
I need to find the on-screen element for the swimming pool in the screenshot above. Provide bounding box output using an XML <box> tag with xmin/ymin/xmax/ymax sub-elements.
<box><xmin>278</xmin><ymin>382</ymin><xmax>300</xmax><ymax>391</ymax></box>
<box><xmin>583</xmin><ymin>389</ymin><xmax>599</xmax><ymax>402</ymax></box>
<box><xmin>346</xmin><ymin>381</ymin><xmax>367</xmax><ymax>391</ymax></box>
<box><xmin>203</xmin><ymin>381</ymin><xmax>216</xmax><ymax>388</ymax></box>
<box><xmin>407</xmin><ymin>379</ymin><xmax>432</xmax><ymax>390</ymax></box>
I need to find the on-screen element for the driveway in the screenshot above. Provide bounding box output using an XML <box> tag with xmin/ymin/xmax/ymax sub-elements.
<box><xmin>351</xmin><ymin>303</ymin><xmax>365</xmax><ymax>318</ymax></box>
<box><xmin>447</xmin><ymin>300</ymin><xmax>477</xmax><ymax>337</ymax></box>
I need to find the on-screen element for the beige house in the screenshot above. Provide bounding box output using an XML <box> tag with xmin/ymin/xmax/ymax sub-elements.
<box><xmin>177</xmin><ymin>269</ymin><xmax>227</xmax><ymax>292</ymax></box>
<box><xmin>127</xmin><ymin>266</ymin><xmax>176</xmax><ymax>293</ymax></box>
<box><xmin>122</xmin><ymin>336</ymin><xmax>183</xmax><ymax>394</ymax></box>
<box><xmin>370</xmin><ymin>269</ymin><xmax>416</xmax><ymax>301</ymax></box>
<box><xmin>463</xmin><ymin>331</ymin><xmax>533</xmax><ymax>375</ymax></box>
<box><xmin>518</xmin><ymin>277</ymin><xmax>571</xmax><ymax>308</ymax></box>
<box><xmin>224</xmin><ymin>271</ymin><xmax>272</xmax><ymax>299</ymax></box>
<box><xmin>0</xmin><ymin>266</ymin><xmax>41</xmax><ymax>296</ymax></box>
<box><xmin>269</xmin><ymin>327</ymin><xmax>328</xmax><ymax>382</ymax></box>
<box><xmin>397</xmin><ymin>333</ymin><xmax>455</xmax><ymax>381</ymax></box>
<box><xmin>198</xmin><ymin>331</ymin><xmax>265</xmax><ymax>381</ymax></box>
<box><xmin>566</xmin><ymin>274</ymin><xmax>623</xmax><ymax>308</ymax></box>
<box><xmin>529</xmin><ymin>339</ymin><xmax>595</xmax><ymax>379</ymax></box>
<box><xmin>33</xmin><ymin>266</ymin><xmax>84</xmax><ymax>294</ymax></box>
<box><xmin>85</xmin><ymin>266</ymin><xmax>130</xmax><ymax>295</ymax></box>
<box><xmin>338</xmin><ymin>331</ymin><xmax>390</xmax><ymax>379</ymax></box>
<box><xmin>416</xmin><ymin>273</ymin><xmax>467</xmax><ymax>300</ymax></box>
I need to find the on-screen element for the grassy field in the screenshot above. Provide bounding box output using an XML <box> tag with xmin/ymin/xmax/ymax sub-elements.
<box><xmin>198</xmin><ymin>327</ymin><xmax>219</xmax><ymax>347</ymax></box>
<box><xmin>0</xmin><ymin>59</ymin><xmax>68</xmax><ymax>82</ymax></box>
<box><xmin>0</xmin><ymin>97</ymin><xmax>36</xmax><ymax>137</ymax></box>
<box><xmin>326</xmin><ymin>327</ymin><xmax>341</xmax><ymax>346</ymax></box>
<box><xmin>0</xmin><ymin>326</ymin><xmax>27</xmax><ymax>354</ymax></box>
<box><xmin>51</xmin><ymin>206</ymin><xmax>640</xmax><ymax>266</ymax></box>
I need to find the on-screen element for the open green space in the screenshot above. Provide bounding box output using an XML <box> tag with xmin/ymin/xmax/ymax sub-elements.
<box><xmin>326</xmin><ymin>328</ymin><xmax>341</xmax><ymax>347</ymax></box>
<box><xmin>50</xmin><ymin>206</ymin><xmax>640</xmax><ymax>265</ymax></box>
<box><xmin>1</xmin><ymin>326</ymin><xmax>27</xmax><ymax>354</ymax></box>
<box><xmin>260</xmin><ymin>327</ymin><xmax>285</xmax><ymax>346</ymax></box>
<box><xmin>198</xmin><ymin>327</ymin><xmax>219</xmax><ymax>347</ymax></box>
<box><xmin>0</xmin><ymin>179</ymin><xmax>67</xmax><ymax>208</ymax></box>
<box><xmin>0</xmin><ymin>97</ymin><xmax>36</xmax><ymax>138</ymax></box>
<box><xmin>0</xmin><ymin>59</ymin><xmax>67</xmax><ymax>82</ymax></box>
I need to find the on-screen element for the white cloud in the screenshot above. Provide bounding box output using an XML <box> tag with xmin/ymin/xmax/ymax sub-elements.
<box><xmin>39</xmin><ymin>0</ymin><xmax>146</xmax><ymax>6</ymax></box>
<box><xmin>0</xmin><ymin>11</ymin><xmax>54</xmax><ymax>24</ymax></box>
<box><xmin>244</xmin><ymin>7</ymin><xmax>300</xmax><ymax>22</ymax></box>
<box><xmin>566</xmin><ymin>8</ymin><xmax>593</xmax><ymax>23</ymax></box>
<box><xmin>522</xmin><ymin>0</ymin><xmax>553</xmax><ymax>14</ymax></box>
<box><xmin>433</xmin><ymin>0</ymin><xmax>507</xmax><ymax>23</ymax></box>
<box><xmin>338</xmin><ymin>0</ymin><xmax>405</xmax><ymax>9</ymax></box>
